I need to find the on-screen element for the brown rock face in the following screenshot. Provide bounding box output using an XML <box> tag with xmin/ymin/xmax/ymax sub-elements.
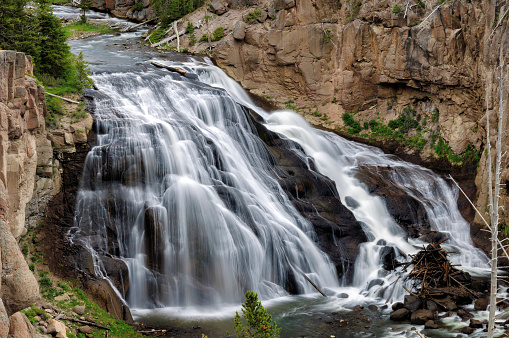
<box><xmin>8</xmin><ymin>312</ymin><xmax>34</xmax><ymax>338</ymax></box>
<box><xmin>0</xmin><ymin>220</ymin><xmax>39</xmax><ymax>315</ymax></box>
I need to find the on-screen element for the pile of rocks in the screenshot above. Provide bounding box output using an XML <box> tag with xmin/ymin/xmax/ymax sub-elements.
<box><xmin>390</xmin><ymin>295</ymin><xmax>440</xmax><ymax>329</ymax></box>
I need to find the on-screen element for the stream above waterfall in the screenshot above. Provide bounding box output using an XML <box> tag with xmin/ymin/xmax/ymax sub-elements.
<box><xmin>53</xmin><ymin>5</ymin><xmax>502</xmax><ymax>337</ymax></box>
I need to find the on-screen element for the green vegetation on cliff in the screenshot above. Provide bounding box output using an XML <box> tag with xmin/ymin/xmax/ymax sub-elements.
<box><xmin>151</xmin><ymin>0</ymin><xmax>205</xmax><ymax>26</ymax></box>
<box><xmin>341</xmin><ymin>108</ymin><xmax>480</xmax><ymax>164</ymax></box>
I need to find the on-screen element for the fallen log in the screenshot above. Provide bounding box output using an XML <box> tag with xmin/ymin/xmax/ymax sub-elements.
<box><xmin>61</xmin><ymin>316</ymin><xmax>109</xmax><ymax>330</ymax></box>
<box><xmin>302</xmin><ymin>273</ymin><xmax>327</xmax><ymax>297</ymax></box>
<box><xmin>121</xmin><ymin>19</ymin><xmax>155</xmax><ymax>32</ymax></box>
<box><xmin>150</xmin><ymin>61</ymin><xmax>186</xmax><ymax>75</ymax></box>
<box><xmin>150</xmin><ymin>20</ymin><xmax>203</xmax><ymax>48</ymax></box>
<box><xmin>46</xmin><ymin>92</ymin><xmax>80</xmax><ymax>104</ymax></box>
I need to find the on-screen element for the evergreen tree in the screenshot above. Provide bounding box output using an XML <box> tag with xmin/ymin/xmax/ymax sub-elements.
<box><xmin>35</xmin><ymin>0</ymin><xmax>70</xmax><ymax>77</ymax></box>
<box><xmin>79</xmin><ymin>0</ymin><xmax>93</xmax><ymax>23</ymax></box>
<box><xmin>232</xmin><ymin>291</ymin><xmax>281</xmax><ymax>338</ymax></box>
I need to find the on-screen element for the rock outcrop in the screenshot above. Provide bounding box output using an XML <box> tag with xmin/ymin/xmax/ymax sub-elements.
<box><xmin>91</xmin><ymin>0</ymin><xmax>152</xmax><ymax>21</ymax></box>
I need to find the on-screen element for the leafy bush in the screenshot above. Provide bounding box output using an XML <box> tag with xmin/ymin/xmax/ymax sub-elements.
<box><xmin>131</xmin><ymin>1</ymin><xmax>144</xmax><ymax>12</ymax></box>
<box><xmin>246</xmin><ymin>9</ymin><xmax>261</xmax><ymax>23</ymax></box>
<box><xmin>392</xmin><ymin>5</ymin><xmax>402</xmax><ymax>13</ymax></box>
<box><xmin>342</xmin><ymin>112</ymin><xmax>362</xmax><ymax>134</ymax></box>
<box><xmin>186</xmin><ymin>22</ymin><xmax>196</xmax><ymax>46</ymax></box>
<box><xmin>199</xmin><ymin>27</ymin><xmax>225</xmax><ymax>42</ymax></box>
<box><xmin>388</xmin><ymin>106</ymin><xmax>419</xmax><ymax>133</ymax></box>
<box><xmin>232</xmin><ymin>291</ymin><xmax>281</xmax><ymax>338</ymax></box>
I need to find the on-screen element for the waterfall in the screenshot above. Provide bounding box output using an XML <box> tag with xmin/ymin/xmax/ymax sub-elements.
<box><xmin>182</xmin><ymin>59</ymin><xmax>490</xmax><ymax>301</ymax></box>
<box><xmin>70</xmin><ymin>69</ymin><xmax>339</xmax><ymax>310</ymax></box>
<box><xmin>70</xmin><ymin>55</ymin><xmax>489</xmax><ymax>313</ymax></box>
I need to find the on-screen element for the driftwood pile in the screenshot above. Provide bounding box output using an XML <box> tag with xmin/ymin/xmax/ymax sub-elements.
<box><xmin>401</xmin><ymin>240</ymin><xmax>477</xmax><ymax>301</ymax></box>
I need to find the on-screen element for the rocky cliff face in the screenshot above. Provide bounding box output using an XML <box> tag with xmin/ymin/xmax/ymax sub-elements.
<box><xmin>91</xmin><ymin>0</ymin><xmax>152</xmax><ymax>21</ymax></box>
<box><xmin>0</xmin><ymin>50</ymin><xmax>59</xmax><ymax>336</ymax></box>
<box><xmin>162</xmin><ymin>0</ymin><xmax>509</xmax><ymax>238</ymax></box>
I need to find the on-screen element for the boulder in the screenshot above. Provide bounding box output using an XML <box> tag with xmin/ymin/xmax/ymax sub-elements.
<box><xmin>368</xmin><ymin>305</ymin><xmax>378</xmax><ymax>311</ymax></box>
<box><xmin>78</xmin><ymin>326</ymin><xmax>96</xmax><ymax>334</ymax></box>
<box><xmin>209</xmin><ymin>0</ymin><xmax>228</xmax><ymax>14</ymax></box>
<box><xmin>424</xmin><ymin>320</ymin><xmax>438</xmax><ymax>329</ymax></box>
<box><xmin>410</xmin><ymin>309</ymin><xmax>434</xmax><ymax>325</ymax></box>
<box><xmin>9</xmin><ymin>312</ymin><xmax>34</xmax><ymax>338</ymax></box>
<box><xmin>392</xmin><ymin>302</ymin><xmax>404</xmax><ymax>311</ymax></box>
<box><xmin>233</xmin><ymin>21</ymin><xmax>247</xmax><ymax>40</ymax></box>
<box><xmin>441</xmin><ymin>300</ymin><xmax>457</xmax><ymax>311</ymax></box>
<box><xmin>353</xmin><ymin>305</ymin><xmax>363</xmax><ymax>311</ymax></box>
<box><xmin>457</xmin><ymin>308</ymin><xmax>473</xmax><ymax>320</ymax></box>
<box><xmin>426</xmin><ymin>300</ymin><xmax>438</xmax><ymax>312</ymax></box>
<box><xmin>461</xmin><ymin>326</ymin><xmax>475</xmax><ymax>334</ymax></box>
<box><xmin>72</xmin><ymin>305</ymin><xmax>85</xmax><ymax>315</ymax></box>
<box><xmin>0</xmin><ymin>220</ymin><xmax>39</xmax><ymax>315</ymax></box>
<box><xmin>404</xmin><ymin>295</ymin><xmax>422</xmax><ymax>312</ymax></box>
<box><xmin>0</xmin><ymin>300</ymin><xmax>8</xmax><ymax>338</ymax></box>
<box><xmin>469</xmin><ymin>319</ymin><xmax>486</xmax><ymax>328</ymax></box>
<box><xmin>474</xmin><ymin>298</ymin><xmax>489</xmax><ymax>311</ymax></box>
<box><xmin>47</xmin><ymin>319</ymin><xmax>66</xmax><ymax>337</ymax></box>
<box><xmin>390</xmin><ymin>308</ymin><xmax>410</xmax><ymax>321</ymax></box>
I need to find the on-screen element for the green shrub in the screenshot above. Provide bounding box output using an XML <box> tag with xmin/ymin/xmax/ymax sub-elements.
<box><xmin>131</xmin><ymin>1</ymin><xmax>144</xmax><ymax>12</ymax></box>
<box><xmin>39</xmin><ymin>277</ymin><xmax>52</xmax><ymax>287</ymax></box>
<box><xmin>29</xmin><ymin>263</ymin><xmax>35</xmax><ymax>271</ymax></box>
<box><xmin>388</xmin><ymin>106</ymin><xmax>419</xmax><ymax>133</ymax></box>
<box><xmin>342</xmin><ymin>112</ymin><xmax>362</xmax><ymax>134</ymax></box>
<box><xmin>213</xmin><ymin>26</ymin><xmax>225</xmax><ymax>41</ymax></box>
<box><xmin>246</xmin><ymin>9</ymin><xmax>261</xmax><ymax>23</ymax></box>
<box><xmin>231</xmin><ymin>291</ymin><xmax>281</xmax><ymax>338</ymax></box>
<box><xmin>392</xmin><ymin>5</ymin><xmax>402</xmax><ymax>13</ymax></box>
<box><xmin>186</xmin><ymin>22</ymin><xmax>196</xmax><ymax>46</ymax></box>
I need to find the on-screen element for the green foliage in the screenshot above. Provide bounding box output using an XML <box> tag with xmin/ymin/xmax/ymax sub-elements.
<box><xmin>63</xmin><ymin>22</ymin><xmax>116</xmax><ymax>39</ymax></box>
<box><xmin>131</xmin><ymin>1</ymin><xmax>144</xmax><ymax>12</ymax></box>
<box><xmin>416</xmin><ymin>0</ymin><xmax>425</xmax><ymax>8</ymax></box>
<box><xmin>342</xmin><ymin>112</ymin><xmax>362</xmax><ymax>134</ymax></box>
<box><xmin>323</xmin><ymin>29</ymin><xmax>333</xmax><ymax>43</ymax></box>
<box><xmin>387</xmin><ymin>97</ymin><xmax>396</xmax><ymax>109</ymax></box>
<box><xmin>79</xmin><ymin>0</ymin><xmax>93</xmax><ymax>23</ymax></box>
<box><xmin>431</xmin><ymin>108</ymin><xmax>439</xmax><ymax>122</ymax></box>
<box><xmin>392</xmin><ymin>5</ymin><xmax>402</xmax><ymax>13</ymax></box>
<box><xmin>213</xmin><ymin>26</ymin><xmax>225</xmax><ymax>40</ymax></box>
<box><xmin>199</xmin><ymin>26</ymin><xmax>225</xmax><ymax>42</ymax></box>
<box><xmin>75</xmin><ymin>52</ymin><xmax>94</xmax><ymax>90</ymax></box>
<box><xmin>39</xmin><ymin>277</ymin><xmax>52</xmax><ymax>287</ymax></box>
<box><xmin>186</xmin><ymin>21</ymin><xmax>196</xmax><ymax>46</ymax></box>
<box><xmin>150</xmin><ymin>0</ymin><xmax>205</xmax><ymax>27</ymax></box>
<box><xmin>21</xmin><ymin>306</ymin><xmax>49</xmax><ymax>323</ymax></box>
<box><xmin>246</xmin><ymin>9</ymin><xmax>261</xmax><ymax>23</ymax></box>
<box><xmin>22</xmin><ymin>243</ymin><xmax>29</xmax><ymax>256</ymax></box>
<box><xmin>233</xmin><ymin>291</ymin><xmax>281</xmax><ymax>338</ymax></box>
<box><xmin>148</xmin><ymin>27</ymin><xmax>167</xmax><ymax>43</ymax></box>
<box><xmin>388</xmin><ymin>106</ymin><xmax>419</xmax><ymax>133</ymax></box>
<box><xmin>501</xmin><ymin>223</ymin><xmax>509</xmax><ymax>237</ymax></box>
<box><xmin>29</xmin><ymin>263</ymin><xmax>35</xmax><ymax>271</ymax></box>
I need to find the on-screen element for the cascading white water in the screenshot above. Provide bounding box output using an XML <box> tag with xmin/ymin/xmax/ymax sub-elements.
<box><xmin>180</xmin><ymin>59</ymin><xmax>490</xmax><ymax>301</ymax></box>
<box><xmin>70</xmin><ymin>69</ymin><xmax>340</xmax><ymax>310</ymax></box>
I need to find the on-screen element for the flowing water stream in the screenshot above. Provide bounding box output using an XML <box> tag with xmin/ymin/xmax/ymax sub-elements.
<box><xmin>54</xmin><ymin>6</ymin><xmax>497</xmax><ymax>337</ymax></box>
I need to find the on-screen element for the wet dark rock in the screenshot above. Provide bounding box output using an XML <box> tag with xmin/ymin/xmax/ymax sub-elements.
<box><xmin>392</xmin><ymin>302</ymin><xmax>404</xmax><ymax>311</ymax></box>
<box><xmin>353</xmin><ymin>305</ymin><xmax>364</xmax><ymax>312</ymax></box>
<box><xmin>474</xmin><ymin>298</ymin><xmax>489</xmax><ymax>311</ymax></box>
<box><xmin>461</xmin><ymin>326</ymin><xmax>475</xmax><ymax>334</ymax></box>
<box><xmin>419</xmin><ymin>231</ymin><xmax>446</xmax><ymax>243</ymax></box>
<box><xmin>390</xmin><ymin>308</ymin><xmax>410</xmax><ymax>321</ymax></box>
<box><xmin>404</xmin><ymin>295</ymin><xmax>422</xmax><ymax>312</ymax></box>
<box><xmin>469</xmin><ymin>319</ymin><xmax>486</xmax><ymax>328</ymax></box>
<box><xmin>457</xmin><ymin>308</ymin><xmax>473</xmax><ymax>320</ymax></box>
<box><xmin>410</xmin><ymin>309</ymin><xmax>433</xmax><ymax>325</ymax></box>
<box><xmin>353</xmin><ymin>165</ymin><xmax>430</xmax><ymax>238</ymax></box>
<box><xmin>337</xmin><ymin>293</ymin><xmax>349</xmax><ymax>299</ymax></box>
<box><xmin>441</xmin><ymin>300</ymin><xmax>458</xmax><ymax>311</ymax></box>
<box><xmin>376</xmin><ymin>239</ymin><xmax>387</xmax><ymax>246</ymax></box>
<box><xmin>249</xmin><ymin>110</ymin><xmax>367</xmax><ymax>282</ymax></box>
<box><xmin>344</xmin><ymin>196</ymin><xmax>360</xmax><ymax>209</ymax></box>
<box><xmin>368</xmin><ymin>305</ymin><xmax>378</xmax><ymax>311</ymax></box>
<box><xmin>367</xmin><ymin>279</ymin><xmax>383</xmax><ymax>290</ymax></box>
<box><xmin>426</xmin><ymin>300</ymin><xmax>438</xmax><ymax>312</ymax></box>
<box><xmin>424</xmin><ymin>320</ymin><xmax>438</xmax><ymax>329</ymax></box>
<box><xmin>380</xmin><ymin>246</ymin><xmax>397</xmax><ymax>270</ymax></box>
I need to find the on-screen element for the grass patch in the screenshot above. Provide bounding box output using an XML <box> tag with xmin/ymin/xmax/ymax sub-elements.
<box><xmin>63</xmin><ymin>22</ymin><xmax>116</xmax><ymax>39</ymax></box>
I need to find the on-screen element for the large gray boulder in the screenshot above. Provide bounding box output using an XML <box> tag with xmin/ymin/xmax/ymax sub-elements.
<box><xmin>0</xmin><ymin>220</ymin><xmax>39</xmax><ymax>315</ymax></box>
<box><xmin>233</xmin><ymin>21</ymin><xmax>247</xmax><ymax>40</ymax></box>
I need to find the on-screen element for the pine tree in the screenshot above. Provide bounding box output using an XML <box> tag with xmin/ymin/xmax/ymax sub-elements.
<box><xmin>233</xmin><ymin>291</ymin><xmax>281</xmax><ymax>338</ymax></box>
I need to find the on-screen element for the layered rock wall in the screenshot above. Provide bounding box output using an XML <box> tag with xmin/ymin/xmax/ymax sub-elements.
<box><xmin>0</xmin><ymin>50</ymin><xmax>56</xmax><ymax>337</ymax></box>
